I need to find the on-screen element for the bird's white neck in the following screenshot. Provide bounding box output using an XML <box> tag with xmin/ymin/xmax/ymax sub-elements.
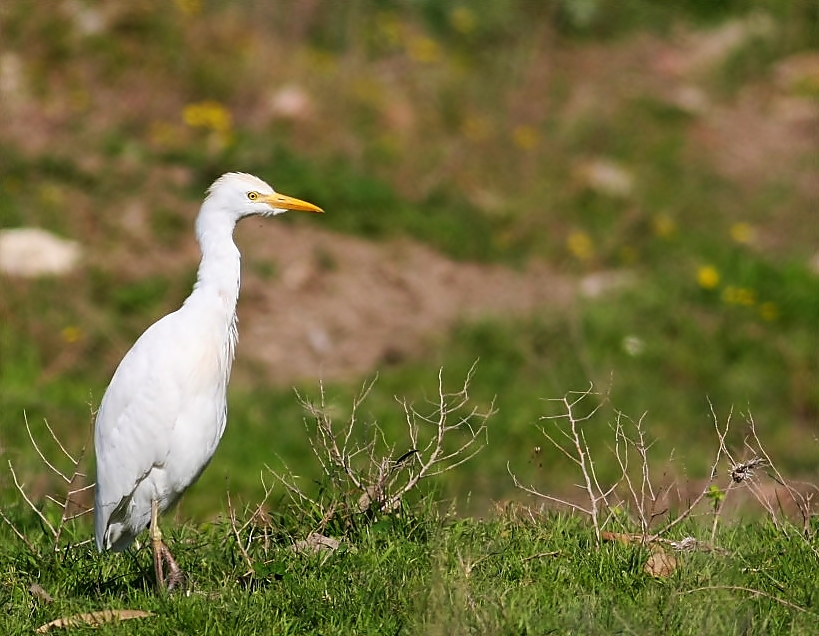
<box><xmin>191</xmin><ymin>212</ymin><xmax>242</xmax><ymax>308</ymax></box>
<box><xmin>182</xmin><ymin>206</ymin><xmax>242</xmax><ymax>377</ymax></box>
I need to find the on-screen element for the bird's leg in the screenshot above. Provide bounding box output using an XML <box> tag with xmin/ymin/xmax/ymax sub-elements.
<box><xmin>149</xmin><ymin>499</ymin><xmax>185</xmax><ymax>591</ymax></box>
<box><xmin>150</xmin><ymin>499</ymin><xmax>165</xmax><ymax>589</ymax></box>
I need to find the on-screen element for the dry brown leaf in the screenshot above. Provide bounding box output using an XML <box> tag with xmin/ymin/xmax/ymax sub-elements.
<box><xmin>644</xmin><ymin>551</ymin><xmax>677</xmax><ymax>578</ymax></box>
<box><xmin>293</xmin><ymin>532</ymin><xmax>340</xmax><ymax>554</ymax></box>
<box><xmin>35</xmin><ymin>609</ymin><xmax>153</xmax><ymax>633</ymax></box>
<box><xmin>29</xmin><ymin>583</ymin><xmax>54</xmax><ymax>604</ymax></box>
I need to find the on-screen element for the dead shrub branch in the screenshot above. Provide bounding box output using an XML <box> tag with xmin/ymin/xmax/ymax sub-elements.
<box><xmin>2</xmin><ymin>412</ymin><xmax>94</xmax><ymax>554</ymax></box>
<box><xmin>510</xmin><ymin>386</ymin><xmax>816</xmax><ymax>551</ymax></box>
<box><xmin>268</xmin><ymin>364</ymin><xmax>493</xmax><ymax>527</ymax></box>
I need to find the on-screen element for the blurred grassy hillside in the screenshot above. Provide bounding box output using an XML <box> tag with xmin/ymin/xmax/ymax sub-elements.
<box><xmin>0</xmin><ymin>0</ymin><xmax>817</xmax><ymax>519</ymax></box>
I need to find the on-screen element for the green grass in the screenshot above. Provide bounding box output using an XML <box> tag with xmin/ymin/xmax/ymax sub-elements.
<box><xmin>2</xmin><ymin>503</ymin><xmax>818</xmax><ymax>635</ymax></box>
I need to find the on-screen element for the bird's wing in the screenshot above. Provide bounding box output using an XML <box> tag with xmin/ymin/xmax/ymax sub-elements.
<box><xmin>93</xmin><ymin>310</ymin><xmax>214</xmax><ymax>546</ymax></box>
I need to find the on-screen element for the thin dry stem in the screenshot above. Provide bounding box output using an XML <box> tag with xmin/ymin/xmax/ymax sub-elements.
<box><xmin>511</xmin><ymin>384</ymin><xmax>612</xmax><ymax>543</ymax></box>
<box><xmin>226</xmin><ymin>491</ymin><xmax>254</xmax><ymax>576</ymax></box>
<box><xmin>5</xmin><ymin>413</ymin><xmax>95</xmax><ymax>553</ymax></box>
<box><xmin>9</xmin><ymin>460</ymin><xmax>57</xmax><ymax>538</ymax></box>
<box><xmin>513</xmin><ymin>388</ymin><xmax>816</xmax><ymax>554</ymax></box>
<box><xmin>0</xmin><ymin>507</ymin><xmax>38</xmax><ymax>553</ymax></box>
<box><xmin>269</xmin><ymin>365</ymin><xmax>492</xmax><ymax>525</ymax></box>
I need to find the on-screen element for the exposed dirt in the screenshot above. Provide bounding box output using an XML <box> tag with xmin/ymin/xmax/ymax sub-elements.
<box><xmin>232</xmin><ymin>221</ymin><xmax>573</xmax><ymax>384</ymax></box>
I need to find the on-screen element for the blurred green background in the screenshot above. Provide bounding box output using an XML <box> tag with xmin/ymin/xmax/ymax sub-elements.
<box><xmin>0</xmin><ymin>0</ymin><xmax>817</xmax><ymax>521</ymax></box>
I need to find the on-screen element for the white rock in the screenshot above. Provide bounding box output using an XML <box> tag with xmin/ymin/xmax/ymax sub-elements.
<box><xmin>576</xmin><ymin>158</ymin><xmax>634</xmax><ymax>198</ymax></box>
<box><xmin>670</xmin><ymin>85</ymin><xmax>709</xmax><ymax>114</ymax></box>
<box><xmin>0</xmin><ymin>228</ymin><xmax>81</xmax><ymax>277</ymax></box>
<box><xmin>66</xmin><ymin>0</ymin><xmax>108</xmax><ymax>35</ymax></box>
<box><xmin>268</xmin><ymin>85</ymin><xmax>313</xmax><ymax>121</ymax></box>
<box><xmin>579</xmin><ymin>270</ymin><xmax>636</xmax><ymax>299</ymax></box>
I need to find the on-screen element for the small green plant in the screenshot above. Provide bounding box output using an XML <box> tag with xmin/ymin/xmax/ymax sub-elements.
<box><xmin>706</xmin><ymin>484</ymin><xmax>726</xmax><ymax>512</ymax></box>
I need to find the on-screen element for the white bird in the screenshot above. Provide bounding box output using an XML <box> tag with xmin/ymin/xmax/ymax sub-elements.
<box><xmin>94</xmin><ymin>172</ymin><xmax>323</xmax><ymax>589</ymax></box>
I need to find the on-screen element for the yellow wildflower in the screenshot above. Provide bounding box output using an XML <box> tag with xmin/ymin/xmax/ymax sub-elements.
<box><xmin>407</xmin><ymin>36</ymin><xmax>440</xmax><ymax>64</ymax></box>
<box><xmin>652</xmin><ymin>213</ymin><xmax>676</xmax><ymax>238</ymax></box>
<box><xmin>513</xmin><ymin>125</ymin><xmax>539</xmax><ymax>151</ymax></box>
<box><xmin>730</xmin><ymin>222</ymin><xmax>755</xmax><ymax>244</ymax></box>
<box><xmin>61</xmin><ymin>326</ymin><xmax>82</xmax><ymax>344</ymax></box>
<box><xmin>567</xmin><ymin>231</ymin><xmax>594</xmax><ymax>261</ymax></box>
<box><xmin>182</xmin><ymin>100</ymin><xmax>232</xmax><ymax>134</ymax></box>
<box><xmin>722</xmin><ymin>286</ymin><xmax>756</xmax><ymax>306</ymax></box>
<box><xmin>697</xmin><ymin>265</ymin><xmax>720</xmax><ymax>290</ymax></box>
<box><xmin>759</xmin><ymin>302</ymin><xmax>778</xmax><ymax>321</ymax></box>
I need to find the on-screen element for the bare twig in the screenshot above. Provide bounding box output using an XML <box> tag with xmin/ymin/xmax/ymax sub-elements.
<box><xmin>0</xmin><ymin>508</ymin><xmax>37</xmax><ymax>553</ymax></box>
<box><xmin>268</xmin><ymin>364</ymin><xmax>492</xmax><ymax>528</ymax></box>
<box><xmin>8</xmin><ymin>460</ymin><xmax>57</xmax><ymax>538</ymax></box>
<box><xmin>512</xmin><ymin>387</ymin><xmax>817</xmax><ymax>557</ymax></box>
<box><xmin>509</xmin><ymin>384</ymin><xmax>614</xmax><ymax>544</ymax></box>
<box><xmin>226</xmin><ymin>491</ymin><xmax>254</xmax><ymax>576</ymax></box>
<box><xmin>5</xmin><ymin>413</ymin><xmax>95</xmax><ymax>553</ymax></box>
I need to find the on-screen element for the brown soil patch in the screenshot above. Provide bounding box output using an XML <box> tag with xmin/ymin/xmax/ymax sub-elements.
<box><xmin>232</xmin><ymin>221</ymin><xmax>573</xmax><ymax>384</ymax></box>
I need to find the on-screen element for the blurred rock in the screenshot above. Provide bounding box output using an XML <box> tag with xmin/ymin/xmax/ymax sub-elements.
<box><xmin>579</xmin><ymin>270</ymin><xmax>636</xmax><ymax>299</ymax></box>
<box><xmin>293</xmin><ymin>532</ymin><xmax>340</xmax><ymax>554</ymax></box>
<box><xmin>268</xmin><ymin>85</ymin><xmax>313</xmax><ymax>121</ymax></box>
<box><xmin>575</xmin><ymin>158</ymin><xmax>634</xmax><ymax>198</ymax></box>
<box><xmin>67</xmin><ymin>1</ymin><xmax>107</xmax><ymax>36</ymax></box>
<box><xmin>307</xmin><ymin>326</ymin><xmax>332</xmax><ymax>354</ymax></box>
<box><xmin>669</xmin><ymin>84</ymin><xmax>709</xmax><ymax>115</ymax></box>
<box><xmin>0</xmin><ymin>228</ymin><xmax>81</xmax><ymax>277</ymax></box>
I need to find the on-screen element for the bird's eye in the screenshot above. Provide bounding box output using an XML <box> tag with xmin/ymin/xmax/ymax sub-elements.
<box><xmin>247</xmin><ymin>191</ymin><xmax>259</xmax><ymax>201</ymax></box>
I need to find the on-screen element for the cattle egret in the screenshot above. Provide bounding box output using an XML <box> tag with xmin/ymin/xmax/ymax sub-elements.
<box><xmin>94</xmin><ymin>172</ymin><xmax>323</xmax><ymax>589</ymax></box>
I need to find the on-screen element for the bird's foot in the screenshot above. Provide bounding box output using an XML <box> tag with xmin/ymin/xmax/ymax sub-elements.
<box><xmin>153</xmin><ymin>539</ymin><xmax>185</xmax><ymax>592</ymax></box>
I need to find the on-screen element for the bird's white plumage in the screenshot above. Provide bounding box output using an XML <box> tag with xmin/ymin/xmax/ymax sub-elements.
<box><xmin>94</xmin><ymin>172</ymin><xmax>320</xmax><ymax>552</ymax></box>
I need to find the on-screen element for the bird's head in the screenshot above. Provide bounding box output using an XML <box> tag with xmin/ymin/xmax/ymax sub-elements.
<box><xmin>205</xmin><ymin>172</ymin><xmax>323</xmax><ymax>221</ymax></box>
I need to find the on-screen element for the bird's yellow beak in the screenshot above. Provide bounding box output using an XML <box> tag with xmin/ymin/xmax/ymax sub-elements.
<box><xmin>261</xmin><ymin>192</ymin><xmax>324</xmax><ymax>213</ymax></box>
